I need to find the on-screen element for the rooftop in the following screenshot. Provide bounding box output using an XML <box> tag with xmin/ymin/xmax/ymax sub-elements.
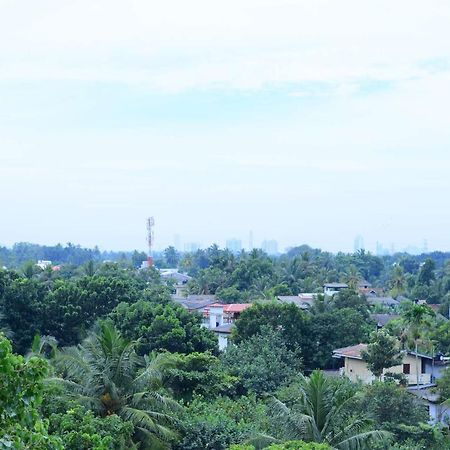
<box><xmin>333</xmin><ymin>343</ymin><xmax>368</xmax><ymax>360</ymax></box>
<box><xmin>277</xmin><ymin>295</ymin><xmax>315</xmax><ymax>309</ymax></box>
<box><xmin>212</xmin><ymin>323</ymin><xmax>233</xmax><ymax>334</ymax></box>
<box><xmin>367</xmin><ymin>296</ymin><xmax>400</xmax><ymax>306</ymax></box>
<box><xmin>172</xmin><ymin>294</ymin><xmax>217</xmax><ymax>310</ymax></box>
<box><xmin>208</xmin><ymin>303</ymin><xmax>252</xmax><ymax>313</ymax></box>
<box><xmin>371</xmin><ymin>313</ymin><xmax>401</xmax><ymax>327</ymax></box>
<box><xmin>324</xmin><ymin>283</ymin><xmax>348</xmax><ymax>288</ymax></box>
<box><xmin>333</xmin><ymin>343</ymin><xmax>435</xmax><ymax>361</ymax></box>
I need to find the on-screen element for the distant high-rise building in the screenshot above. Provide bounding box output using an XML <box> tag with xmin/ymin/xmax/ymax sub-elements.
<box><xmin>376</xmin><ymin>241</ymin><xmax>389</xmax><ymax>256</ymax></box>
<box><xmin>261</xmin><ymin>239</ymin><xmax>278</xmax><ymax>255</ymax></box>
<box><xmin>354</xmin><ymin>235</ymin><xmax>364</xmax><ymax>253</ymax></box>
<box><xmin>173</xmin><ymin>234</ymin><xmax>181</xmax><ymax>251</ymax></box>
<box><xmin>226</xmin><ymin>238</ymin><xmax>242</xmax><ymax>254</ymax></box>
<box><xmin>248</xmin><ymin>230</ymin><xmax>254</xmax><ymax>250</ymax></box>
<box><xmin>184</xmin><ymin>242</ymin><xmax>200</xmax><ymax>252</ymax></box>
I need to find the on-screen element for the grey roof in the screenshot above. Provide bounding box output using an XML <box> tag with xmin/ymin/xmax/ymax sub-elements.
<box><xmin>277</xmin><ymin>296</ymin><xmax>311</xmax><ymax>309</ymax></box>
<box><xmin>172</xmin><ymin>294</ymin><xmax>216</xmax><ymax>310</ymax></box>
<box><xmin>371</xmin><ymin>313</ymin><xmax>400</xmax><ymax>327</ymax></box>
<box><xmin>408</xmin><ymin>387</ymin><xmax>440</xmax><ymax>403</ymax></box>
<box><xmin>161</xmin><ymin>271</ymin><xmax>192</xmax><ymax>283</ymax></box>
<box><xmin>212</xmin><ymin>323</ymin><xmax>233</xmax><ymax>334</ymax></box>
<box><xmin>367</xmin><ymin>296</ymin><xmax>399</xmax><ymax>306</ymax></box>
<box><xmin>324</xmin><ymin>283</ymin><xmax>348</xmax><ymax>288</ymax></box>
<box><xmin>334</xmin><ymin>343</ymin><xmax>434</xmax><ymax>362</ymax></box>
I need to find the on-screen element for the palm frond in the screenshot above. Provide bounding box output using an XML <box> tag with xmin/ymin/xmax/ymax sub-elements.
<box><xmin>245</xmin><ymin>433</ymin><xmax>280</xmax><ymax>450</ymax></box>
<box><xmin>120</xmin><ymin>406</ymin><xmax>178</xmax><ymax>441</ymax></box>
<box><xmin>267</xmin><ymin>397</ymin><xmax>310</xmax><ymax>440</ymax></box>
<box><xmin>336</xmin><ymin>430</ymin><xmax>391</xmax><ymax>450</ymax></box>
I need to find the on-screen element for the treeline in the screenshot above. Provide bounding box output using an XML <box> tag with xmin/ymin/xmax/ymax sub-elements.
<box><xmin>176</xmin><ymin>245</ymin><xmax>450</xmax><ymax>309</ymax></box>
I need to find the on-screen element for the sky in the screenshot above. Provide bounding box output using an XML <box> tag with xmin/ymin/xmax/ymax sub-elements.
<box><xmin>1</xmin><ymin>0</ymin><xmax>450</xmax><ymax>254</ymax></box>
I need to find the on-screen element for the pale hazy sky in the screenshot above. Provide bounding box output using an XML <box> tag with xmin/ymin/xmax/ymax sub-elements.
<box><xmin>1</xmin><ymin>0</ymin><xmax>450</xmax><ymax>253</ymax></box>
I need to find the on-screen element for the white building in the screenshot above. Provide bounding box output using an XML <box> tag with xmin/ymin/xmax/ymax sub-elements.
<box><xmin>36</xmin><ymin>260</ymin><xmax>52</xmax><ymax>270</ymax></box>
<box><xmin>323</xmin><ymin>283</ymin><xmax>348</xmax><ymax>296</ymax></box>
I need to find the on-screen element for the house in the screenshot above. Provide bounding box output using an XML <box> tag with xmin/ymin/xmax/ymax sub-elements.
<box><xmin>367</xmin><ymin>296</ymin><xmax>400</xmax><ymax>308</ymax></box>
<box><xmin>206</xmin><ymin>303</ymin><xmax>253</xmax><ymax>350</ymax></box>
<box><xmin>332</xmin><ymin>343</ymin><xmax>432</xmax><ymax>385</ymax></box>
<box><xmin>408</xmin><ymin>386</ymin><xmax>450</xmax><ymax>424</ymax></box>
<box><xmin>205</xmin><ymin>303</ymin><xmax>252</xmax><ymax>328</ymax></box>
<box><xmin>323</xmin><ymin>283</ymin><xmax>348</xmax><ymax>296</ymax></box>
<box><xmin>160</xmin><ymin>269</ymin><xmax>192</xmax><ymax>284</ymax></box>
<box><xmin>36</xmin><ymin>260</ymin><xmax>52</xmax><ymax>270</ymax></box>
<box><xmin>171</xmin><ymin>294</ymin><xmax>217</xmax><ymax>315</ymax></box>
<box><xmin>277</xmin><ymin>293</ymin><xmax>316</xmax><ymax>309</ymax></box>
<box><xmin>359</xmin><ymin>287</ymin><xmax>382</xmax><ymax>297</ymax></box>
<box><xmin>160</xmin><ymin>269</ymin><xmax>192</xmax><ymax>296</ymax></box>
<box><xmin>358</xmin><ymin>280</ymin><xmax>372</xmax><ymax>289</ymax></box>
<box><xmin>370</xmin><ymin>313</ymin><xmax>401</xmax><ymax>329</ymax></box>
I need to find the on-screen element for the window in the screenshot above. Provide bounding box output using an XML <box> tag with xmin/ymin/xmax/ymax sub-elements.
<box><xmin>403</xmin><ymin>363</ymin><xmax>411</xmax><ymax>374</ymax></box>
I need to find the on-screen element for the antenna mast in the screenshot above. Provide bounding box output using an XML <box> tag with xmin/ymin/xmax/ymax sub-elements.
<box><xmin>146</xmin><ymin>217</ymin><xmax>155</xmax><ymax>267</ymax></box>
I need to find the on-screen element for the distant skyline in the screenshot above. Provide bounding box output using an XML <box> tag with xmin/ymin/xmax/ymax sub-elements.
<box><xmin>0</xmin><ymin>233</ymin><xmax>433</xmax><ymax>257</ymax></box>
<box><xmin>1</xmin><ymin>1</ymin><xmax>450</xmax><ymax>253</ymax></box>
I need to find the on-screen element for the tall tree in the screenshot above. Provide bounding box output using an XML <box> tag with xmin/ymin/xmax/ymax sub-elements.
<box><xmin>265</xmin><ymin>371</ymin><xmax>389</xmax><ymax>449</ymax></box>
<box><xmin>362</xmin><ymin>331</ymin><xmax>402</xmax><ymax>380</ymax></box>
<box><xmin>163</xmin><ymin>247</ymin><xmax>180</xmax><ymax>268</ymax></box>
<box><xmin>53</xmin><ymin>322</ymin><xmax>180</xmax><ymax>449</ymax></box>
<box><xmin>417</xmin><ymin>259</ymin><xmax>436</xmax><ymax>286</ymax></box>
<box><xmin>390</xmin><ymin>265</ymin><xmax>406</xmax><ymax>297</ymax></box>
<box><xmin>403</xmin><ymin>304</ymin><xmax>434</xmax><ymax>386</ymax></box>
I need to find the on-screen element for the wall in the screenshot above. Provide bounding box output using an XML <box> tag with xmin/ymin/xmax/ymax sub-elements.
<box><xmin>218</xmin><ymin>333</ymin><xmax>229</xmax><ymax>351</ymax></box>
<box><xmin>343</xmin><ymin>354</ymin><xmax>431</xmax><ymax>385</ymax></box>
<box><xmin>344</xmin><ymin>358</ymin><xmax>374</xmax><ymax>383</ymax></box>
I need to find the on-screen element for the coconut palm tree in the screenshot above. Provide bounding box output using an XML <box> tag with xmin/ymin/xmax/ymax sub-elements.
<box><xmin>53</xmin><ymin>321</ymin><xmax>180</xmax><ymax>449</ymax></box>
<box><xmin>263</xmin><ymin>371</ymin><xmax>389</xmax><ymax>450</ymax></box>
<box><xmin>390</xmin><ymin>265</ymin><xmax>406</xmax><ymax>297</ymax></box>
<box><xmin>26</xmin><ymin>334</ymin><xmax>58</xmax><ymax>360</ymax></box>
<box><xmin>403</xmin><ymin>303</ymin><xmax>434</xmax><ymax>387</ymax></box>
<box><xmin>344</xmin><ymin>265</ymin><xmax>361</xmax><ymax>290</ymax></box>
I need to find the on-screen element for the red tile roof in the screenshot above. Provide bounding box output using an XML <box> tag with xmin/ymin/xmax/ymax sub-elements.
<box><xmin>223</xmin><ymin>303</ymin><xmax>252</xmax><ymax>313</ymax></box>
<box><xmin>207</xmin><ymin>303</ymin><xmax>252</xmax><ymax>313</ymax></box>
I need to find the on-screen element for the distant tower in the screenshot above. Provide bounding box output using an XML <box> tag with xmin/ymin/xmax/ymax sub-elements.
<box><xmin>146</xmin><ymin>217</ymin><xmax>155</xmax><ymax>266</ymax></box>
<box><xmin>248</xmin><ymin>230</ymin><xmax>254</xmax><ymax>250</ymax></box>
<box><xmin>174</xmin><ymin>234</ymin><xmax>181</xmax><ymax>251</ymax></box>
<box><xmin>354</xmin><ymin>235</ymin><xmax>364</xmax><ymax>253</ymax></box>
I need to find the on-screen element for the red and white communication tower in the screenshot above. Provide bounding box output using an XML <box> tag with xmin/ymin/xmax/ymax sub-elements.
<box><xmin>146</xmin><ymin>217</ymin><xmax>155</xmax><ymax>267</ymax></box>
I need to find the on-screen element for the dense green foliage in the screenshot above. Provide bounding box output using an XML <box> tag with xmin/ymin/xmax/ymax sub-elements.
<box><xmin>0</xmin><ymin>335</ymin><xmax>63</xmax><ymax>449</ymax></box>
<box><xmin>222</xmin><ymin>327</ymin><xmax>301</xmax><ymax>394</ymax></box>
<box><xmin>2</xmin><ymin>242</ymin><xmax>450</xmax><ymax>449</ymax></box>
<box><xmin>48</xmin><ymin>404</ymin><xmax>134</xmax><ymax>450</ymax></box>
<box><xmin>110</xmin><ymin>300</ymin><xmax>218</xmax><ymax>355</ymax></box>
<box><xmin>264</xmin><ymin>371</ymin><xmax>389</xmax><ymax>449</ymax></box>
<box><xmin>362</xmin><ymin>331</ymin><xmax>402</xmax><ymax>379</ymax></box>
<box><xmin>53</xmin><ymin>322</ymin><xmax>180</xmax><ymax>448</ymax></box>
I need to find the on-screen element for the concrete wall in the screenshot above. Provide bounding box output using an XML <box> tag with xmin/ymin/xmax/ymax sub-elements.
<box><xmin>343</xmin><ymin>354</ymin><xmax>431</xmax><ymax>385</ymax></box>
<box><xmin>344</xmin><ymin>358</ymin><xmax>375</xmax><ymax>383</ymax></box>
<box><xmin>209</xmin><ymin>305</ymin><xmax>224</xmax><ymax>328</ymax></box>
<box><xmin>218</xmin><ymin>333</ymin><xmax>229</xmax><ymax>351</ymax></box>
